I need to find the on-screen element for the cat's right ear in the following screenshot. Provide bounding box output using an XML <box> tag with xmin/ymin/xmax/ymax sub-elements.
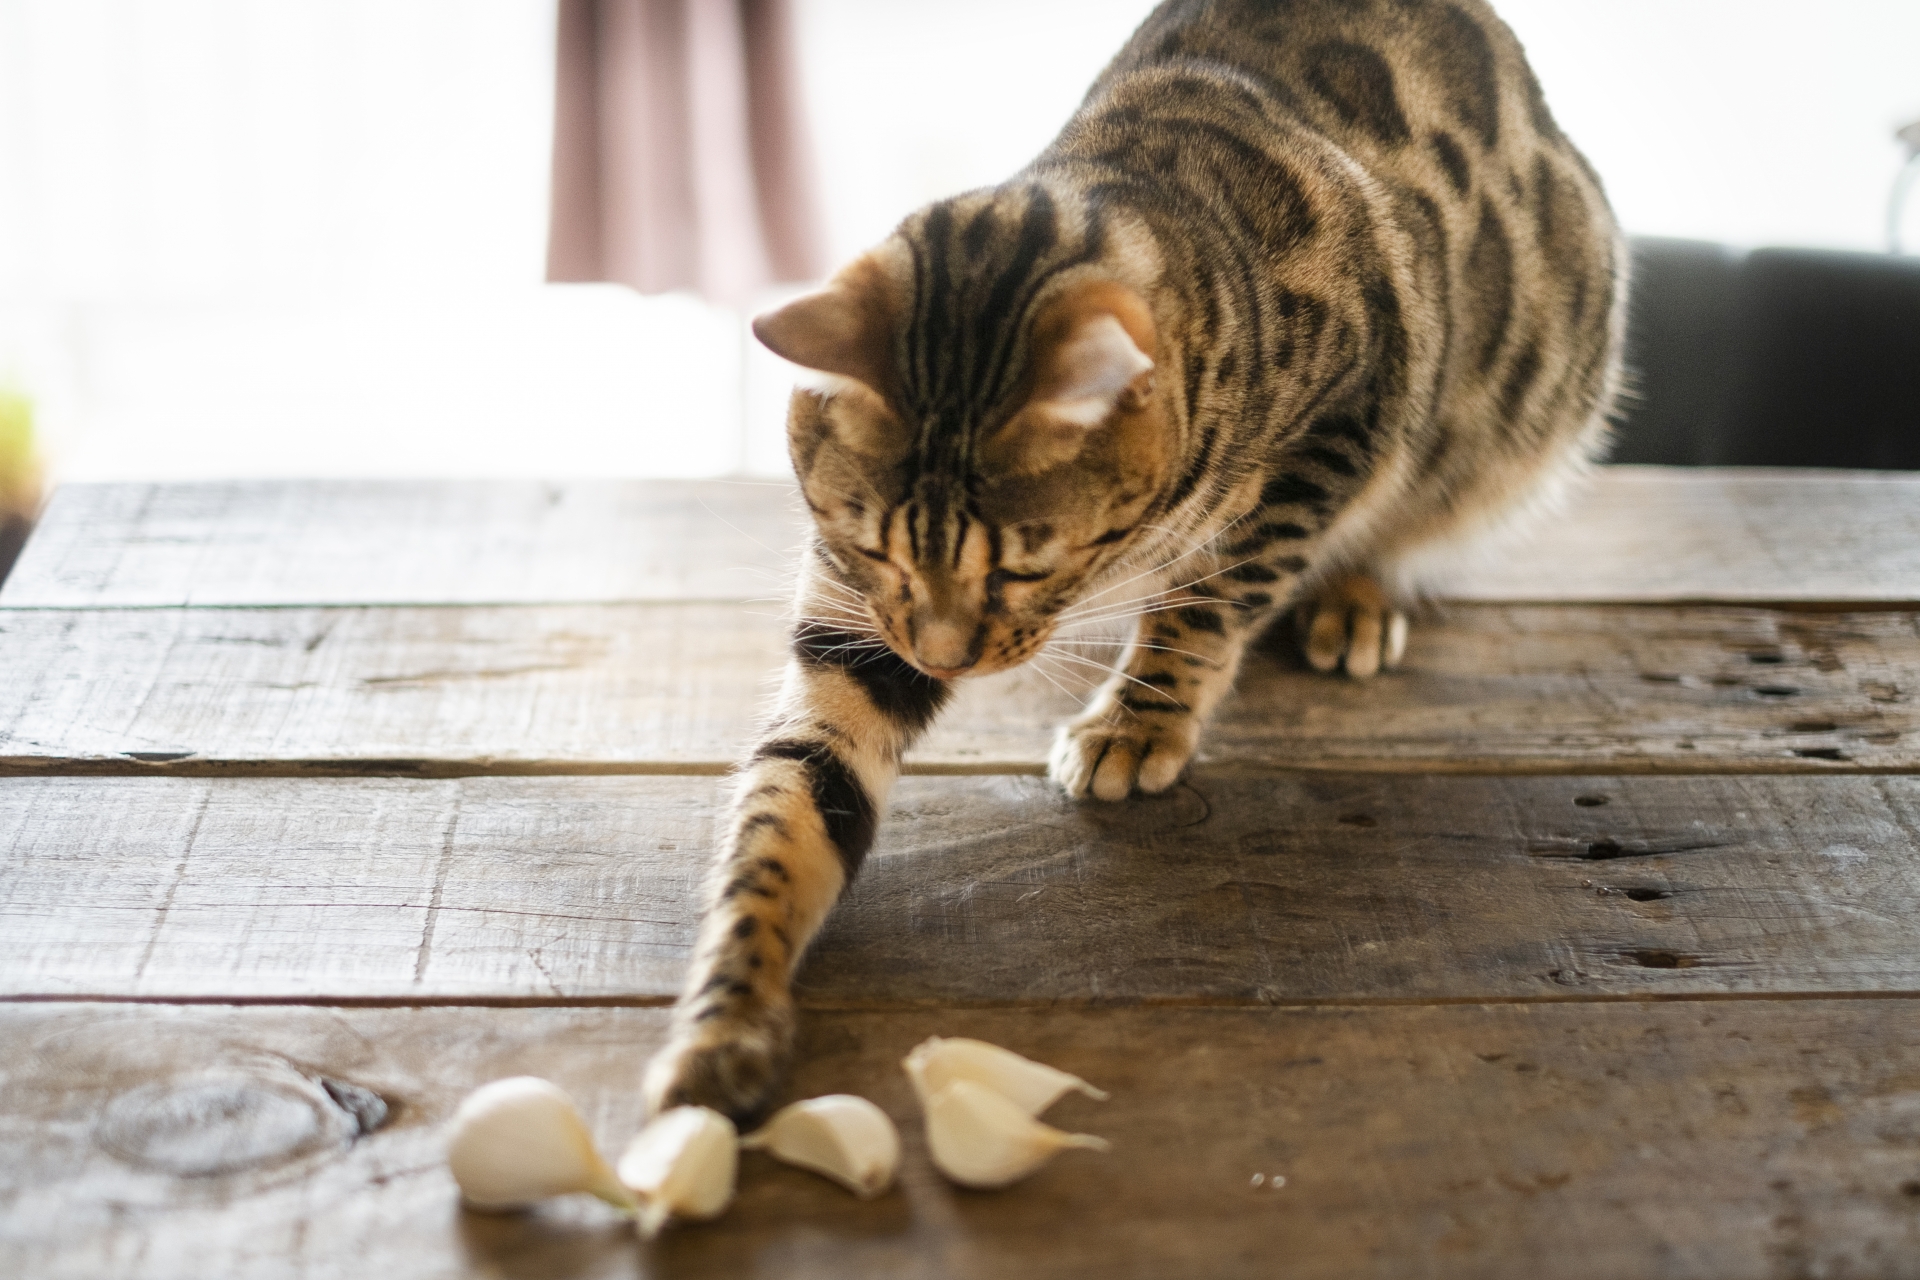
<box><xmin>754</xmin><ymin>252</ymin><xmax>906</xmax><ymax>462</ymax></box>
<box><xmin>752</xmin><ymin>252</ymin><xmax>900</xmax><ymax>403</ymax></box>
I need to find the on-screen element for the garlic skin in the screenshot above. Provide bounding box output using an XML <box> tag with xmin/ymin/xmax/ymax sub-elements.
<box><xmin>741</xmin><ymin>1095</ymin><xmax>900</xmax><ymax>1198</ymax></box>
<box><xmin>617</xmin><ymin>1106</ymin><xmax>738</xmax><ymax>1238</ymax></box>
<box><xmin>446</xmin><ymin>1076</ymin><xmax>636</xmax><ymax>1213</ymax></box>
<box><xmin>904</xmin><ymin>1036</ymin><xmax>1109</xmax><ymax>1116</ymax></box>
<box><xmin>923</xmin><ymin>1079</ymin><xmax>1110</xmax><ymax>1189</ymax></box>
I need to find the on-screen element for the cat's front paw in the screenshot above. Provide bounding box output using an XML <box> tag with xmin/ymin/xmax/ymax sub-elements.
<box><xmin>1299</xmin><ymin>575</ymin><xmax>1408</xmax><ymax>679</ymax></box>
<box><xmin>1049</xmin><ymin>712</ymin><xmax>1198</xmax><ymax>801</ymax></box>
<box><xmin>642</xmin><ymin>996</ymin><xmax>794</xmax><ymax>1126</ymax></box>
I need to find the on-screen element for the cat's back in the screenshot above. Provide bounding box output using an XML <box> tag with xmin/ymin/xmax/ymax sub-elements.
<box><xmin>1066</xmin><ymin>0</ymin><xmax>1622</xmax><ymax>539</ymax></box>
<box><xmin>1095</xmin><ymin>0</ymin><xmax>1571</xmax><ymax>172</ymax></box>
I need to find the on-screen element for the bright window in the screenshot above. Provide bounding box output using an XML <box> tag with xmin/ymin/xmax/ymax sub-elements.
<box><xmin>2</xmin><ymin>1</ymin><xmax>1916</xmax><ymax>484</ymax></box>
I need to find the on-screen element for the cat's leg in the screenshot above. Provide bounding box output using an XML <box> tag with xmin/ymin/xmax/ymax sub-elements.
<box><xmin>642</xmin><ymin>559</ymin><xmax>945</xmax><ymax>1122</ymax></box>
<box><xmin>1049</xmin><ymin>583</ymin><xmax>1280</xmax><ymax>801</ymax></box>
<box><xmin>1297</xmin><ymin>574</ymin><xmax>1409</xmax><ymax>679</ymax></box>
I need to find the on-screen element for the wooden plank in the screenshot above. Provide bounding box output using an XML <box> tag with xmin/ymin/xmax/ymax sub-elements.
<box><xmin>0</xmin><ymin>479</ymin><xmax>808</xmax><ymax>607</ymax></box>
<box><xmin>1440</xmin><ymin>466</ymin><xmax>1920</xmax><ymax>603</ymax></box>
<box><xmin>4</xmin><ymin>999</ymin><xmax>1918</xmax><ymax>1279</ymax></box>
<box><xmin>0</xmin><ymin>602</ymin><xmax>784</xmax><ymax>776</ymax></box>
<box><xmin>3</xmin><ymin>603</ymin><xmax>1914</xmax><ymax>776</ymax></box>
<box><xmin>7</xmin><ymin>469</ymin><xmax>1919</xmax><ymax>610</ymax></box>
<box><xmin>6</xmin><ymin>772</ymin><xmax>1920</xmax><ymax>1002</ymax></box>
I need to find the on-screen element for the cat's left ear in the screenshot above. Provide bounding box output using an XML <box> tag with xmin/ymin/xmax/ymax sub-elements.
<box><xmin>988</xmin><ymin>281</ymin><xmax>1157</xmax><ymax>474</ymax></box>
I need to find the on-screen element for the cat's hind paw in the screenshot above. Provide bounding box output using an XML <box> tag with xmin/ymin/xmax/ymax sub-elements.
<box><xmin>1049</xmin><ymin>712</ymin><xmax>1198</xmax><ymax>801</ymax></box>
<box><xmin>1299</xmin><ymin>575</ymin><xmax>1408</xmax><ymax>679</ymax></box>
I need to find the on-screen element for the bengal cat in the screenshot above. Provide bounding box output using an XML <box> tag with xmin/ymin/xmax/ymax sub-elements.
<box><xmin>644</xmin><ymin>0</ymin><xmax>1624</xmax><ymax>1121</ymax></box>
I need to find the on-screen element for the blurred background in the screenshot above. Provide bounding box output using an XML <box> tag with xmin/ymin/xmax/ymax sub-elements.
<box><xmin>0</xmin><ymin>0</ymin><xmax>1916</xmax><ymax>537</ymax></box>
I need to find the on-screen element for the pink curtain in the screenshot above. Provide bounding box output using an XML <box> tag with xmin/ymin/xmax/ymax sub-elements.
<box><xmin>547</xmin><ymin>0</ymin><xmax>828</xmax><ymax>305</ymax></box>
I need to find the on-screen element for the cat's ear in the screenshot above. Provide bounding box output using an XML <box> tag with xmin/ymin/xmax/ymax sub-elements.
<box><xmin>752</xmin><ymin>251</ymin><xmax>900</xmax><ymax>401</ymax></box>
<box><xmin>1030</xmin><ymin>312</ymin><xmax>1155</xmax><ymax>427</ymax></box>
<box><xmin>755</xmin><ymin>251</ymin><xmax>907</xmax><ymax>462</ymax></box>
<box><xmin>988</xmin><ymin>281</ymin><xmax>1157</xmax><ymax>474</ymax></box>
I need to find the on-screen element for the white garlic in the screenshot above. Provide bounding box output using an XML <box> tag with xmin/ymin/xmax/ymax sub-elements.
<box><xmin>445</xmin><ymin>1076</ymin><xmax>636</xmax><ymax>1213</ymax></box>
<box><xmin>741</xmin><ymin>1094</ymin><xmax>900</xmax><ymax>1198</ymax></box>
<box><xmin>923</xmin><ymin>1079</ymin><xmax>1110</xmax><ymax>1189</ymax></box>
<box><xmin>903</xmin><ymin>1036</ymin><xmax>1109</xmax><ymax>1116</ymax></box>
<box><xmin>617</xmin><ymin>1106</ymin><xmax>739</xmax><ymax>1238</ymax></box>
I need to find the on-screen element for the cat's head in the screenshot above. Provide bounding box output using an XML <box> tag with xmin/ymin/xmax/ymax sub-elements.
<box><xmin>754</xmin><ymin>187</ymin><xmax>1174</xmax><ymax>679</ymax></box>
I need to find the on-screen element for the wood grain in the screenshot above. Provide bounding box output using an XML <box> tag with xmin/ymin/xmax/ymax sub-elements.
<box><xmin>6</xmin><ymin>772</ymin><xmax>1920</xmax><ymax>1003</ymax></box>
<box><xmin>0</xmin><ymin>479</ymin><xmax>808</xmax><ymax>608</ymax></box>
<box><xmin>8</xmin><ymin>469</ymin><xmax>1920</xmax><ymax>610</ymax></box>
<box><xmin>3</xmin><ymin>603</ymin><xmax>1913</xmax><ymax>776</ymax></box>
<box><xmin>1432</xmin><ymin>466</ymin><xmax>1920</xmax><ymax>603</ymax></box>
<box><xmin>5</xmin><ymin>999</ymin><xmax>1918</xmax><ymax>1280</ymax></box>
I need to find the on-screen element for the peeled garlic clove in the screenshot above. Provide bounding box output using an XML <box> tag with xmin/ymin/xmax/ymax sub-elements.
<box><xmin>740</xmin><ymin>1094</ymin><xmax>900</xmax><ymax>1198</ymax></box>
<box><xmin>617</xmin><ymin>1106</ymin><xmax>738</xmax><ymax>1238</ymax></box>
<box><xmin>903</xmin><ymin>1036</ymin><xmax>1109</xmax><ymax>1115</ymax></box>
<box><xmin>446</xmin><ymin>1076</ymin><xmax>636</xmax><ymax>1213</ymax></box>
<box><xmin>924</xmin><ymin>1079</ymin><xmax>1109</xmax><ymax>1189</ymax></box>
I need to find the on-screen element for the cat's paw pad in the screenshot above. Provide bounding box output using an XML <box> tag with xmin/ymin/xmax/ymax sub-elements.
<box><xmin>1300</xmin><ymin>575</ymin><xmax>1408</xmax><ymax>679</ymax></box>
<box><xmin>1049</xmin><ymin>714</ymin><xmax>1197</xmax><ymax>801</ymax></box>
<box><xmin>642</xmin><ymin>999</ymin><xmax>794</xmax><ymax>1126</ymax></box>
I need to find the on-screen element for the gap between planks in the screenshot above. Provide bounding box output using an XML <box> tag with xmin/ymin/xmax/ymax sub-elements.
<box><xmin>8</xmin><ymin>759</ymin><xmax>1920</xmax><ymax>779</ymax></box>
<box><xmin>8</xmin><ymin>988</ymin><xmax>1920</xmax><ymax>1011</ymax></box>
<box><xmin>5</xmin><ymin>595</ymin><xmax>1918</xmax><ymax>612</ymax></box>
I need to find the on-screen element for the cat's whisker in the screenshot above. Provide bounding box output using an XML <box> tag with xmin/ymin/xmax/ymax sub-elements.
<box><xmin>800</xmin><ymin>585</ymin><xmax>873</xmax><ymax>610</ymax></box>
<box><xmin>805</xmin><ymin>570</ymin><xmax>871</xmax><ymax>600</ymax></box>
<box><xmin>1061</xmin><ymin>512</ymin><xmax>1255</xmax><ymax>615</ymax></box>
<box><xmin>800</xmin><ymin>621</ymin><xmax>884</xmax><ymax>641</ymax></box>
<box><xmin>798</xmin><ymin>613</ymin><xmax>886</xmax><ymax>638</ymax></box>
<box><xmin>809</xmin><ymin>582</ymin><xmax>872</xmax><ymax>612</ymax></box>
<box><xmin>802</xmin><ymin>598</ymin><xmax>879</xmax><ymax>627</ymax></box>
<box><xmin>1061</xmin><ymin>600</ymin><xmax>1253</xmax><ymax>633</ymax></box>
<box><xmin>698</xmin><ymin>498</ymin><xmax>801</xmax><ymax>561</ymax></box>
<box><xmin>1058</xmin><ymin>592</ymin><xmax>1239</xmax><ymax>627</ymax></box>
<box><xmin>1045</xmin><ymin>636</ymin><xmax>1220</xmax><ymax>666</ymax></box>
<box><xmin>1068</xmin><ymin>537</ymin><xmax>1216</xmax><ymax>611</ymax></box>
<box><xmin>1022</xmin><ymin>654</ymin><xmax>1084</xmax><ymax>701</ymax></box>
<box><xmin>1057</xmin><ymin>556</ymin><xmax>1264</xmax><ymax>626</ymax></box>
<box><xmin>801</xmin><ymin>588</ymin><xmax>871</xmax><ymax>614</ymax></box>
<box><xmin>1039</xmin><ymin>648</ymin><xmax>1190</xmax><ymax>707</ymax></box>
<box><xmin>796</xmin><ymin>609</ymin><xmax>887</xmax><ymax>638</ymax></box>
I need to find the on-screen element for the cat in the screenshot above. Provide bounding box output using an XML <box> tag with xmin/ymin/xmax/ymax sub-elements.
<box><xmin>644</xmin><ymin>0</ymin><xmax>1623</xmax><ymax>1121</ymax></box>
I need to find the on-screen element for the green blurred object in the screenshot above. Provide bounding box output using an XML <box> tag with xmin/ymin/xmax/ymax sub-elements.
<box><xmin>0</xmin><ymin>384</ymin><xmax>34</xmax><ymax>499</ymax></box>
<box><xmin>0</xmin><ymin>383</ymin><xmax>40</xmax><ymax>585</ymax></box>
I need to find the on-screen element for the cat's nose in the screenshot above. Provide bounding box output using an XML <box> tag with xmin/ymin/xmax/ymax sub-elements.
<box><xmin>911</xmin><ymin>616</ymin><xmax>977</xmax><ymax>677</ymax></box>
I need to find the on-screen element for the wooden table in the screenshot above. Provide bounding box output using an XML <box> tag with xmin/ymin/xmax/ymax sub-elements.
<box><xmin>4</xmin><ymin>466</ymin><xmax>1920</xmax><ymax>1278</ymax></box>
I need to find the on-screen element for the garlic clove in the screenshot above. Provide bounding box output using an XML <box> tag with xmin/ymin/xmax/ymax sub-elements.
<box><xmin>923</xmin><ymin>1079</ymin><xmax>1110</xmax><ymax>1189</ymax></box>
<box><xmin>903</xmin><ymin>1036</ymin><xmax>1109</xmax><ymax>1116</ymax></box>
<box><xmin>446</xmin><ymin>1076</ymin><xmax>636</xmax><ymax>1213</ymax></box>
<box><xmin>740</xmin><ymin>1094</ymin><xmax>900</xmax><ymax>1198</ymax></box>
<box><xmin>617</xmin><ymin>1106</ymin><xmax>738</xmax><ymax>1238</ymax></box>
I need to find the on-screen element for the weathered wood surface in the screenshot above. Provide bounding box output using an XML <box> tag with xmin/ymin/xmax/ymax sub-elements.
<box><xmin>6</xmin><ymin>772</ymin><xmax>1920</xmax><ymax>1003</ymax></box>
<box><xmin>6</xmin><ymin>1000</ymin><xmax>1919</xmax><ymax>1280</ymax></box>
<box><xmin>8</xmin><ymin>469</ymin><xmax>1920</xmax><ymax>610</ymax></box>
<box><xmin>7</xmin><ymin>468</ymin><xmax>1920</xmax><ymax>1278</ymax></box>
<box><xmin>1437</xmin><ymin>466</ymin><xmax>1920</xmax><ymax>603</ymax></box>
<box><xmin>3</xmin><ymin>604</ymin><xmax>1914</xmax><ymax>776</ymax></box>
<box><xmin>0</xmin><ymin>479</ymin><xmax>807</xmax><ymax>607</ymax></box>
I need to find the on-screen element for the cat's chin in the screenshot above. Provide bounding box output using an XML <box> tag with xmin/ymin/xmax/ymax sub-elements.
<box><xmin>901</xmin><ymin>643</ymin><xmax>1051</xmax><ymax>682</ymax></box>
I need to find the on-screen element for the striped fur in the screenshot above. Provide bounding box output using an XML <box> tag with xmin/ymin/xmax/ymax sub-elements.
<box><xmin>644</xmin><ymin>0</ymin><xmax>1623</xmax><ymax>1121</ymax></box>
